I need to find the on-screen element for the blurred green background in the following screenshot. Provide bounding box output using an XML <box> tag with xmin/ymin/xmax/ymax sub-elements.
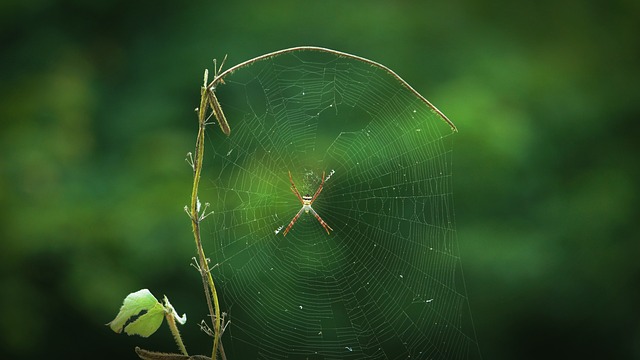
<box><xmin>1</xmin><ymin>0</ymin><xmax>638</xmax><ymax>359</ymax></box>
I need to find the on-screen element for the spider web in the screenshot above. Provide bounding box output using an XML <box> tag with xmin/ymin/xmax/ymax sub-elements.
<box><xmin>201</xmin><ymin>49</ymin><xmax>480</xmax><ymax>359</ymax></box>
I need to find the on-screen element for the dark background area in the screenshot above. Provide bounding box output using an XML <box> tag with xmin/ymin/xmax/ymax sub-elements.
<box><xmin>1</xmin><ymin>0</ymin><xmax>638</xmax><ymax>359</ymax></box>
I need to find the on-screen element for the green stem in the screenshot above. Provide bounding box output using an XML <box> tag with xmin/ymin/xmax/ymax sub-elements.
<box><xmin>190</xmin><ymin>69</ymin><xmax>222</xmax><ymax>360</ymax></box>
<box><xmin>165</xmin><ymin>312</ymin><xmax>188</xmax><ymax>356</ymax></box>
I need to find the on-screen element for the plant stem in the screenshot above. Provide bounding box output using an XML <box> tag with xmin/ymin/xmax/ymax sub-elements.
<box><xmin>165</xmin><ymin>312</ymin><xmax>188</xmax><ymax>356</ymax></box>
<box><xmin>208</xmin><ymin>46</ymin><xmax>456</xmax><ymax>131</ymax></box>
<box><xmin>190</xmin><ymin>69</ymin><xmax>222</xmax><ymax>360</ymax></box>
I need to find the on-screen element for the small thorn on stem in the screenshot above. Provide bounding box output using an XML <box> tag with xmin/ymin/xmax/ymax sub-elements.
<box><xmin>198</xmin><ymin>202</ymin><xmax>213</xmax><ymax>221</ymax></box>
<box><xmin>184</xmin><ymin>205</ymin><xmax>195</xmax><ymax>220</ymax></box>
<box><xmin>186</xmin><ymin>152</ymin><xmax>195</xmax><ymax>170</ymax></box>
<box><xmin>199</xmin><ymin>320</ymin><xmax>214</xmax><ymax>337</ymax></box>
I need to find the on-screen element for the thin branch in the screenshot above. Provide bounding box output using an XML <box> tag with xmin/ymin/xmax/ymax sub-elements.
<box><xmin>190</xmin><ymin>69</ymin><xmax>224</xmax><ymax>360</ymax></box>
<box><xmin>207</xmin><ymin>46</ymin><xmax>456</xmax><ymax>131</ymax></box>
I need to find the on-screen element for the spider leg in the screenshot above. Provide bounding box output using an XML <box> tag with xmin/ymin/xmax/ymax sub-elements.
<box><xmin>283</xmin><ymin>207</ymin><xmax>304</xmax><ymax>236</ymax></box>
<box><xmin>288</xmin><ymin>171</ymin><xmax>304</xmax><ymax>204</ymax></box>
<box><xmin>310</xmin><ymin>208</ymin><xmax>333</xmax><ymax>234</ymax></box>
<box><xmin>311</xmin><ymin>171</ymin><xmax>326</xmax><ymax>203</ymax></box>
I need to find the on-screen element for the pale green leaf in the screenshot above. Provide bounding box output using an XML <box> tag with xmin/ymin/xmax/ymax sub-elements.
<box><xmin>108</xmin><ymin>289</ymin><xmax>165</xmax><ymax>337</ymax></box>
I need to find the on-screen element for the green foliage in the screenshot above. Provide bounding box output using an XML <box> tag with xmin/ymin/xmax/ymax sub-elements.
<box><xmin>1</xmin><ymin>1</ymin><xmax>638</xmax><ymax>359</ymax></box>
<box><xmin>108</xmin><ymin>289</ymin><xmax>186</xmax><ymax>338</ymax></box>
<box><xmin>109</xmin><ymin>289</ymin><xmax>166</xmax><ymax>337</ymax></box>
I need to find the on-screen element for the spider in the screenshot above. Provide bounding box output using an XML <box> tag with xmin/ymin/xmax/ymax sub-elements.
<box><xmin>283</xmin><ymin>170</ymin><xmax>333</xmax><ymax>236</ymax></box>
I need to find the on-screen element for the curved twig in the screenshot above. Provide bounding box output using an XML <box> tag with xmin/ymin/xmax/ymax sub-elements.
<box><xmin>207</xmin><ymin>46</ymin><xmax>456</xmax><ymax>131</ymax></box>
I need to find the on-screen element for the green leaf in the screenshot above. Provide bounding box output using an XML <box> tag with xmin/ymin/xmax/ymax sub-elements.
<box><xmin>108</xmin><ymin>289</ymin><xmax>166</xmax><ymax>337</ymax></box>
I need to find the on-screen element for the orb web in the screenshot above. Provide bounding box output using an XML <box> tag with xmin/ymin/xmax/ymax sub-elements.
<box><xmin>201</xmin><ymin>49</ymin><xmax>479</xmax><ymax>359</ymax></box>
